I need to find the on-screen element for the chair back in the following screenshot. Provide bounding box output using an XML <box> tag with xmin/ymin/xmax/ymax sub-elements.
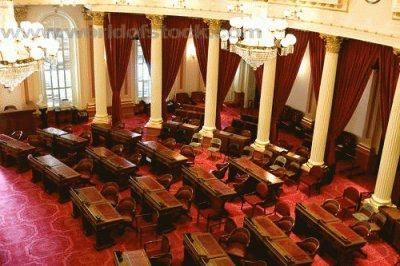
<box><xmin>240</xmin><ymin>130</ymin><xmax>252</xmax><ymax>137</ymax></box>
<box><xmin>180</xmin><ymin>145</ymin><xmax>195</xmax><ymax>158</ymax></box>
<box><xmin>321</xmin><ymin>199</ymin><xmax>340</xmax><ymax>216</ymax></box>
<box><xmin>111</xmin><ymin>144</ymin><xmax>124</xmax><ymax>155</ymax></box>
<box><xmin>223</xmin><ymin>126</ymin><xmax>236</xmax><ymax>133</ymax></box>
<box><xmin>343</xmin><ymin>186</ymin><xmax>360</xmax><ymax>204</ymax></box>
<box><xmin>157</xmin><ymin>174</ymin><xmax>173</xmax><ymax>190</ymax></box>
<box><xmin>224</xmin><ymin>217</ymin><xmax>237</xmax><ymax>235</ymax></box>
<box><xmin>227</xmin><ymin>143</ymin><xmax>241</xmax><ymax>157</ymax></box>
<box><xmin>274</xmin><ymin>201</ymin><xmax>291</xmax><ymax>217</ymax></box>
<box><xmin>351</xmin><ymin>221</ymin><xmax>371</xmax><ymax>238</ymax></box>
<box><xmin>188</xmin><ymin>118</ymin><xmax>201</xmax><ymax>126</ymax></box>
<box><xmin>297</xmin><ymin>237</ymin><xmax>320</xmax><ymax>257</ymax></box>
<box><xmin>369</xmin><ymin>212</ymin><xmax>387</xmax><ymax>228</ymax></box>
<box><xmin>274</xmin><ymin>216</ymin><xmax>295</xmax><ymax>234</ymax></box>
<box><xmin>162</xmin><ymin>138</ymin><xmax>176</xmax><ymax>149</ymax></box>
<box><xmin>10</xmin><ymin>130</ymin><xmax>23</xmax><ymax>140</ymax></box>
<box><xmin>274</xmin><ymin>155</ymin><xmax>287</xmax><ymax>167</ymax></box>
<box><xmin>74</xmin><ymin>158</ymin><xmax>94</xmax><ymax>172</ymax></box>
<box><xmin>288</xmin><ymin>161</ymin><xmax>301</xmax><ymax>172</ymax></box>
<box><xmin>296</xmin><ymin>146</ymin><xmax>310</xmax><ymax>158</ymax></box>
<box><xmin>256</xmin><ymin>183</ymin><xmax>269</xmax><ymax>198</ymax></box>
<box><xmin>309</xmin><ymin>165</ymin><xmax>325</xmax><ymax>180</ymax></box>
<box><xmin>27</xmin><ymin>135</ymin><xmax>45</xmax><ymax>147</ymax></box>
<box><xmin>62</xmin><ymin>125</ymin><xmax>73</xmax><ymax>134</ymax></box>
<box><xmin>116</xmin><ymin>197</ymin><xmax>136</xmax><ymax>214</ymax></box>
<box><xmin>228</xmin><ymin>227</ymin><xmax>250</xmax><ymax>247</ymax></box>
<box><xmin>127</xmin><ymin>153</ymin><xmax>142</xmax><ymax>166</ymax></box>
<box><xmin>175</xmin><ymin>186</ymin><xmax>194</xmax><ymax>206</ymax></box>
<box><xmin>101</xmin><ymin>182</ymin><xmax>119</xmax><ymax>192</ymax></box>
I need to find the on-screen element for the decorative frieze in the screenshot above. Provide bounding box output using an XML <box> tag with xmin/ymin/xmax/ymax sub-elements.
<box><xmin>268</xmin><ymin>0</ymin><xmax>349</xmax><ymax>12</ymax></box>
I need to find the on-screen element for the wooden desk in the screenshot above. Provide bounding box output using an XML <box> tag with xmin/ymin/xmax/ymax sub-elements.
<box><xmin>228</xmin><ymin>157</ymin><xmax>284</xmax><ymax>194</ymax></box>
<box><xmin>55</xmin><ymin>133</ymin><xmax>89</xmax><ymax>155</ymax></box>
<box><xmin>110</xmin><ymin>129</ymin><xmax>141</xmax><ymax>152</ymax></box>
<box><xmin>180</xmin><ymin>123</ymin><xmax>200</xmax><ymax>144</ymax></box>
<box><xmin>129</xmin><ymin>176</ymin><xmax>182</xmax><ymax>233</ymax></box>
<box><xmin>294</xmin><ymin>202</ymin><xmax>366</xmax><ymax>264</ymax></box>
<box><xmin>113</xmin><ymin>249</ymin><xmax>151</xmax><ymax>266</ymax></box>
<box><xmin>284</xmin><ymin>152</ymin><xmax>307</xmax><ymax>165</ymax></box>
<box><xmin>86</xmin><ymin>147</ymin><xmax>136</xmax><ymax>189</ymax></box>
<box><xmin>379</xmin><ymin>206</ymin><xmax>400</xmax><ymax>248</ymax></box>
<box><xmin>214</xmin><ymin>130</ymin><xmax>250</xmax><ymax>153</ymax></box>
<box><xmin>1</xmin><ymin>139</ymin><xmax>36</xmax><ymax>172</ymax></box>
<box><xmin>0</xmin><ymin>134</ymin><xmax>15</xmax><ymax>165</ymax></box>
<box><xmin>182</xmin><ymin>166</ymin><xmax>236</xmax><ymax>204</ymax></box>
<box><xmin>37</xmin><ymin>127</ymin><xmax>68</xmax><ymax>148</ymax></box>
<box><xmin>70</xmin><ymin>187</ymin><xmax>123</xmax><ymax>250</ymax></box>
<box><xmin>244</xmin><ymin>216</ymin><xmax>312</xmax><ymax>265</ymax></box>
<box><xmin>183</xmin><ymin>233</ymin><xmax>235</xmax><ymax>266</ymax></box>
<box><xmin>137</xmin><ymin>141</ymin><xmax>188</xmax><ymax>178</ymax></box>
<box><xmin>0</xmin><ymin>108</ymin><xmax>36</xmax><ymax>136</ymax></box>
<box><xmin>265</xmin><ymin>144</ymin><xmax>288</xmax><ymax>158</ymax></box>
<box><xmin>28</xmin><ymin>155</ymin><xmax>80</xmax><ymax>202</ymax></box>
<box><xmin>91</xmin><ymin>123</ymin><xmax>112</xmax><ymax>146</ymax></box>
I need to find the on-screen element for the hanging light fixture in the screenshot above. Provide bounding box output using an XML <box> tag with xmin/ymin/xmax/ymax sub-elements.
<box><xmin>220</xmin><ymin>1</ymin><xmax>296</xmax><ymax>70</ymax></box>
<box><xmin>0</xmin><ymin>0</ymin><xmax>59</xmax><ymax>91</ymax></box>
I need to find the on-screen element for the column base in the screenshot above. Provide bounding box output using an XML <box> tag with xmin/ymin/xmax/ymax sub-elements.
<box><xmin>92</xmin><ymin>114</ymin><xmax>110</xmax><ymax>124</ymax></box>
<box><xmin>145</xmin><ymin>118</ymin><xmax>163</xmax><ymax>129</ymax></box>
<box><xmin>365</xmin><ymin>195</ymin><xmax>396</xmax><ymax>212</ymax></box>
<box><xmin>251</xmin><ymin>139</ymin><xmax>270</xmax><ymax>152</ymax></box>
<box><xmin>199</xmin><ymin>126</ymin><xmax>216</xmax><ymax>138</ymax></box>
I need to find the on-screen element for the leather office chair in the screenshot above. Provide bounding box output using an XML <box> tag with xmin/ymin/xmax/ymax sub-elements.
<box><xmin>189</xmin><ymin>133</ymin><xmax>203</xmax><ymax>153</ymax></box>
<box><xmin>100</xmin><ymin>182</ymin><xmax>119</xmax><ymax>207</ymax></box>
<box><xmin>274</xmin><ymin>216</ymin><xmax>295</xmax><ymax>236</ymax></box>
<box><xmin>223</xmin><ymin>126</ymin><xmax>236</xmax><ymax>133</ymax></box>
<box><xmin>296</xmin><ymin>146</ymin><xmax>310</xmax><ymax>158</ymax></box>
<box><xmin>144</xmin><ymin>234</ymin><xmax>172</xmax><ymax>266</ymax></box>
<box><xmin>242</xmin><ymin>182</ymin><xmax>276</xmax><ymax>217</ymax></box>
<box><xmin>134</xmin><ymin>211</ymin><xmax>160</xmax><ymax>246</ymax></box>
<box><xmin>197</xmin><ymin>197</ymin><xmax>227</xmax><ymax>232</ymax></box>
<box><xmin>156</xmin><ymin>174</ymin><xmax>173</xmax><ymax>191</ymax></box>
<box><xmin>321</xmin><ymin>199</ymin><xmax>341</xmax><ymax>217</ymax></box>
<box><xmin>297</xmin><ymin>165</ymin><xmax>326</xmax><ymax>196</ymax></box>
<box><xmin>211</xmin><ymin>217</ymin><xmax>237</xmax><ymax>244</ymax></box>
<box><xmin>269</xmin><ymin>155</ymin><xmax>287</xmax><ymax>172</ymax></box>
<box><xmin>352</xmin><ymin>202</ymin><xmax>375</xmax><ymax>222</ymax></box>
<box><xmin>111</xmin><ymin>144</ymin><xmax>124</xmax><ymax>155</ymax></box>
<box><xmin>296</xmin><ymin>237</ymin><xmax>320</xmax><ymax>257</ymax></box>
<box><xmin>240</xmin><ymin>130</ymin><xmax>252</xmax><ymax>138</ymax></box>
<box><xmin>221</xmin><ymin>227</ymin><xmax>250</xmax><ymax>261</ymax></box>
<box><xmin>126</xmin><ymin>153</ymin><xmax>142</xmax><ymax>170</ymax></box>
<box><xmin>335</xmin><ymin>186</ymin><xmax>360</xmax><ymax>219</ymax></box>
<box><xmin>224</xmin><ymin>143</ymin><xmax>241</xmax><ymax>162</ymax></box>
<box><xmin>180</xmin><ymin>145</ymin><xmax>196</xmax><ymax>165</ymax></box>
<box><xmin>210</xmin><ymin>163</ymin><xmax>229</xmax><ymax>181</ymax></box>
<box><xmin>207</xmin><ymin>138</ymin><xmax>222</xmax><ymax>159</ymax></box>
<box><xmin>174</xmin><ymin>185</ymin><xmax>194</xmax><ymax>219</ymax></box>
<box><xmin>232</xmin><ymin>174</ymin><xmax>250</xmax><ymax>196</ymax></box>
<box><xmin>116</xmin><ymin>197</ymin><xmax>136</xmax><ymax>229</ymax></box>
<box><xmin>10</xmin><ymin>130</ymin><xmax>23</xmax><ymax>140</ymax></box>
<box><xmin>266</xmin><ymin>201</ymin><xmax>291</xmax><ymax>221</ymax></box>
<box><xmin>368</xmin><ymin>212</ymin><xmax>387</xmax><ymax>239</ymax></box>
<box><xmin>284</xmin><ymin>161</ymin><xmax>302</xmax><ymax>183</ymax></box>
<box><xmin>350</xmin><ymin>221</ymin><xmax>371</xmax><ymax>258</ymax></box>
<box><xmin>73</xmin><ymin>158</ymin><xmax>94</xmax><ymax>186</ymax></box>
<box><xmin>175</xmin><ymin>128</ymin><xmax>187</xmax><ymax>144</ymax></box>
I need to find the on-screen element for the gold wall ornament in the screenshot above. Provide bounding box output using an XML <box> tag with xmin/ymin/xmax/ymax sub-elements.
<box><xmin>89</xmin><ymin>12</ymin><xmax>104</xmax><ymax>26</ymax></box>
<box><xmin>394</xmin><ymin>48</ymin><xmax>400</xmax><ymax>56</ymax></box>
<box><xmin>146</xmin><ymin>15</ymin><xmax>164</xmax><ymax>30</ymax></box>
<box><xmin>14</xmin><ymin>6</ymin><xmax>28</xmax><ymax>22</ymax></box>
<box><xmin>320</xmin><ymin>34</ymin><xmax>343</xmax><ymax>53</ymax></box>
<box><xmin>204</xmin><ymin>19</ymin><xmax>221</xmax><ymax>34</ymax></box>
<box><xmin>82</xmin><ymin>7</ymin><xmax>92</xmax><ymax>21</ymax></box>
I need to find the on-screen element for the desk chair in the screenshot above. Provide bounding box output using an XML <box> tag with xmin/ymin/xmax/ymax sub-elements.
<box><xmin>207</xmin><ymin>138</ymin><xmax>222</xmax><ymax>159</ymax></box>
<box><xmin>296</xmin><ymin>237</ymin><xmax>320</xmax><ymax>257</ymax></box>
<box><xmin>189</xmin><ymin>133</ymin><xmax>203</xmax><ymax>153</ymax></box>
<box><xmin>144</xmin><ymin>234</ymin><xmax>172</xmax><ymax>266</ymax></box>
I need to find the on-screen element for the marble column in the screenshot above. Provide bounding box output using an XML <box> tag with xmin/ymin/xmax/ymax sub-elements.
<box><xmin>367</xmin><ymin>49</ymin><xmax>400</xmax><ymax>209</ymax></box>
<box><xmin>306</xmin><ymin>35</ymin><xmax>342</xmax><ymax>168</ymax></box>
<box><xmin>145</xmin><ymin>15</ymin><xmax>164</xmax><ymax>129</ymax></box>
<box><xmin>251</xmin><ymin>56</ymin><xmax>277</xmax><ymax>151</ymax></box>
<box><xmin>199</xmin><ymin>19</ymin><xmax>221</xmax><ymax>137</ymax></box>
<box><xmin>91</xmin><ymin>12</ymin><xmax>110</xmax><ymax>124</ymax></box>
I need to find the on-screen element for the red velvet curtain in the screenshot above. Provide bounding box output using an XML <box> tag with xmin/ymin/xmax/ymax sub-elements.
<box><xmin>309</xmin><ymin>32</ymin><xmax>325</xmax><ymax>99</ymax></box>
<box><xmin>378</xmin><ymin>46</ymin><xmax>400</xmax><ymax>136</ymax></box>
<box><xmin>216</xmin><ymin>50</ymin><xmax>241</xmax><ymax>129</ymax></box>
<box><xmin>162</xmin><ymin>16</ymin><xmax>191</xmax><ymax>117</ymax></box>
<box><xmin>104</xmin><ymin>13</ymin><xmax>137</xmax><ymax>125</ymax></box>
<box><xmin>326</xmin><ymin>40</ymin><xmax>380</xmax><ymax>165</ymax></box>
<box><xmin>191</xmin><ymin>19</ymin><xmax>208</xmax><ymax>84</ymax></box>
<box><xmin>135</xmin><ymin>15</ymin><xmax>151</xmax><ymax>70</ymax></box>
<box><xmin>270</xmin><ymin>29</ymin><xmax>310</xmax><ymax>142</ymax></box>
<box><xmin>255</xmin><ymin>66</ymin><xmax>263</xmax><ymax>94</ymax></box>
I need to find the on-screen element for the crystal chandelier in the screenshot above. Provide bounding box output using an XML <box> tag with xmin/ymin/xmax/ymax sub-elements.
<box><xmin>220</xmin><ymin>5</ymin><xmax>297</xmax><ymax>70</ymax></box>
<box><xmin>0</xmin><ymin>0</ymin><xmax>59</xmax><ymax>91</ymax></box>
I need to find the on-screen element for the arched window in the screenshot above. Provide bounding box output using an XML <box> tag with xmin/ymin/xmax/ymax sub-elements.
<box><xmin>41</xmin><ymin>14</ymin><xmax>77</xmax><ymax>108</ymax></box>
<box><xmin>136</xmin><ymin>40</ymin><xmax>151</xmax><ymax>101</ymax></box>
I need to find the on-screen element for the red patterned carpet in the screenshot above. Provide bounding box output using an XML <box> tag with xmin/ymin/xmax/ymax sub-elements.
<box><xmin>0</xmin><ymin>107</ymin><xmax>399</xmax><ymax>266</ymax></box>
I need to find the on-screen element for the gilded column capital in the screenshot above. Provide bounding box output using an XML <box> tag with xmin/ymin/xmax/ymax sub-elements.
<box><xmin>146</xmin><ymin>15</ymin><xmax>164</xmax><ymax>30</ymax></box>
<box><xmin>89</xmin><ymin>11</ymin><xmax>104</xmax><ymax>26</ymax></box>
<box><xmin>204</xmin><ymin>19</ymin><xmax>221</xmax><ymax>34</ymax></box>
<box><xmin>14</xmin><ymin>6</ymin><xmax>28</xmax><ymax>22</ymax></box>
<box><xmin>393</xmin><ymin>48</ymin><xmax>400</xmax><ymax>56</ymax></box>
<box><xmin>82</xmin><ymin>8</ymin><xmax>92</xmax><ymax>21</ymax></box>
<box><xmin>320</xmin><ymin>34</ymin><xmax>343</xmax><ymax>53</ymax></box>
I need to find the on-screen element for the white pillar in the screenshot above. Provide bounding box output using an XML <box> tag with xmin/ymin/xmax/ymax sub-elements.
<box><xmin>199</xmin><ymin>19</ymin><xmax>221</xmax><ymax>138</ymax></box>
<box><xmin>367</xmin><ymin>49</ymin><xmax>400</xmax><ymax>209</ymax></box>
<box><xmin>251</xmin><ymin>56</ymin><xmax>277</xmax><ymax>151</ymax></box>
<box><xmin>145</xmin><ymin>15</ymin><xmax>164</xmax><ymax>129</ymax></box>
<box><xmin>306</xmin><ymin>35</ymin><xmax>342</xmax><ymax>168</ymax></box>
<box><xmin>91</xmin><ymin>12</ymin><xmax>110</xmax><ymax>124</ymax></box>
